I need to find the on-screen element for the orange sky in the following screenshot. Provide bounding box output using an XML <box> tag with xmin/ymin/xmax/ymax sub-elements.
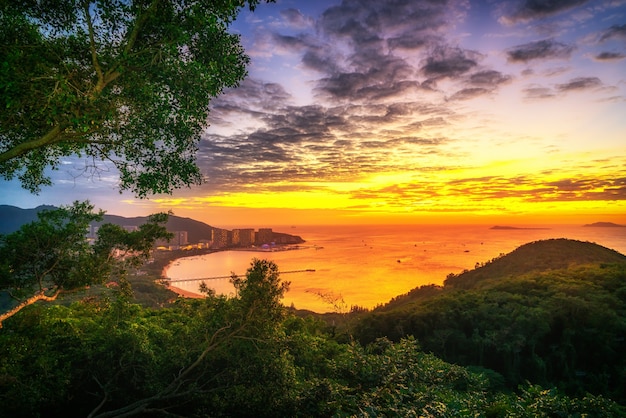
<box><xmin>2</xmin><ymin>0</ymin><xmax>625</xmax><ymax>228</ymax></box>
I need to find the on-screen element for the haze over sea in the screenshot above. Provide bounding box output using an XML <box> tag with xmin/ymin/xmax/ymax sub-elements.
<box><xmin>165</xmin><ymin>224</ymin><xmax>626</xmax><ymax>313</ymax></box>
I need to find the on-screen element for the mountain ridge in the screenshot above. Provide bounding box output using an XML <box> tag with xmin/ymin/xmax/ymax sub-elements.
<box><xmin>0</xmin><ymin>205</ymin><xmax>304</xmax><ymax>244</ymax></box>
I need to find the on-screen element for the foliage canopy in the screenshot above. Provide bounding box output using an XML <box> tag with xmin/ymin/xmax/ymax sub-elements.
<box><xmin>1</xmin><ymin>226</ymin><xmax>626</xmax><ymax>416</ymax></box>
<box><xmin>0</xmin><ymin>0</ymin><xmax>268</xmax><ymax>196</ymax></box>
<box><xmin>0</xmin><ymin>201</ymin><xmax>172</xmax><ymax>327</ymax></box>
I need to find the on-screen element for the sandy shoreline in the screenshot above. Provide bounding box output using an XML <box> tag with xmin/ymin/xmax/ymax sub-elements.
<box><xmin>158</xmin><ymin>246</ymin><xmax>300</xmax><ymax>300</ymax></box>
<box><xmin>159</xmin><ymin>256</ymin><xmax>206</xmax><ymax>299</ymax></box>
<box><xmin>166</xmin><ymin>284</ymin><xmax>204</xmax><ymax>299</ymax></box>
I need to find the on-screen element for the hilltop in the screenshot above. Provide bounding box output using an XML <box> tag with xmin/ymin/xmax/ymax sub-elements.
<box><xmin>0</xmin><ymin>205</ymin><xmax>222</xmax><ymax>243</ymax></box>
<box><xmin>375</xmin><ymin>238</ymin><xmax>626</xmax><ymax>311</ymax></box>
<box><xmin>443</xmin><ymin>238</ymin><xmax>626</xmax><ymax>289</ymax></box>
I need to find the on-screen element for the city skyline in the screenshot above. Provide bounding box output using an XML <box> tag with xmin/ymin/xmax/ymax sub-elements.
<box><xmin>2</xmin><ymin>0</ymin><xmax>625</xmax><ymax>227</ymax></box>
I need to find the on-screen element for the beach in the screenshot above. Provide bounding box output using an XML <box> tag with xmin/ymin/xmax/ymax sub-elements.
<box><xmin>166</xmin><ymin>284</ymin><xmax>204</xmax><ymax>299</ymax></box>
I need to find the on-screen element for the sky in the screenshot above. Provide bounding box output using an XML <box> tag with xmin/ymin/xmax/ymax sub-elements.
<box><xmin>2</xmin><ymin>0</ymin><xmax>626</xmax><ymax>227</ymax></box>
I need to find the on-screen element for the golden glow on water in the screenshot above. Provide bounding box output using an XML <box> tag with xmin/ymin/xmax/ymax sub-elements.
<box><xmin>165</xmin><ymin>224</ymin><xmax>626</xmax><ymax>313</ymax></box>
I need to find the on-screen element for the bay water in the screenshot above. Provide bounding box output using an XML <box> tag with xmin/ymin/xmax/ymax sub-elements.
<box><xmin>164</xmin><ymin>224</ymin><xmax>626</xmax><ymax>313</ymax></box>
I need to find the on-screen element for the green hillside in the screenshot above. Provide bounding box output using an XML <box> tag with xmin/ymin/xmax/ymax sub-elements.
<box><xmin>351</xmin><ymin>239</ymin><xmax>626</xmax><ymax>403</ymax></box>
<box><xmin>445</xmin><ymin>238</ymin><xmax>626</xmax><ymax>289</ymax></box>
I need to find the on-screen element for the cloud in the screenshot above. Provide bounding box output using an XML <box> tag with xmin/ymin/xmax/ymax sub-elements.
<box><xmin>212</xmin><ymin>78</ymin><xmax>292</xmax><ymax>112</ymax></box>
<box><xmin>387</xmin><ymin>33</ymin><xmax>438</xmax><ymax>51</ymax></box>
<box><xmin>186</xmin><ymin>0</ymin><xmax>626</xmax><ymax>206</ymax></box>
<box><xmin>556</xmin><ymin>76</ymin><xmax>602</xmax><ymax>91</ymax></box>
<box><xmin>468</xmin><ymin>70</ymin><xmax>512</xmax><ymax>87</ymax></box>
<box><xmin>502</xmin><ymin>0</ymin><xmax>590</xmax><ymax>24</ymax></box>
<box><xmin>313</xmin><ymin>57</ymin><xmax>420</xmax><ymax>101</ymax></box>
<box><xmin>272</xmin><ymin>33</ymin><xmax>316</xmax><ymax>52</ymax></box>
<box><xmin>449</xmin><ymin>88</ymin><xmax>491</xmax><ymax>101</ymax></box>
<box><xmin>599</xmin><ymin>23</ymin><xmax>626</xmax><ymax>43</ymax></box>
<box><xmin>593</xmin><ymin>51</ymin><xmax>626</xmax><ymax>61</ymax></box>
<box><xmin>506</xmin><ymin>39</ymin><xmax>574</xmax><ymax>62</ymax></box>
<box><xmin>523</xmin><ymin>86</ymin><xmax>556</xmax><ymax>99</ymax></box>
<box><xmin>339</xmin><ymin>172</ymin><xmax>626</xmax><ymax>213</ymax></box>
<box><xmin>421</xmin><ymin>46</ymin><xmax>480</xmax><ymax>79</ymax></box>
<box><xmin>530</xmin><ymin>176</ymin><xmax>626</xmax><ymax>201</ymax></box>
<box><xmin>279</xmin><ymin>8</ymin><xmax>314</xmax><ymax>29</ymax></box>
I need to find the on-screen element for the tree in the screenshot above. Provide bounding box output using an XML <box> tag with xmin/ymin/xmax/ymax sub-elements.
<box><xmin>231</xmin><ymin>258</ymin><xmax>290</xmax><ymax>324</ymax></box>
<box><xmin>86</xmin><ymin>259</ymin><xmax>293</xmax><ymax>417</ymax></box>
<box><xmin>0</xmin><ymin>0</ymin><xmax>271</xmax><ymax>196</ymax></box>
<box><xmin>0</xmin><ymin>201</ymin><xmax>172</xmax><ymax>327</ymax></box>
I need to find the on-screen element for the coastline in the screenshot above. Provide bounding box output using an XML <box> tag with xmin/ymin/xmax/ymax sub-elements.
<box><xmin>153</xmin><ymin>248</ymin><xmax>220</xmax><ymax>299</ymax></box>
<box><xmin>158</xmin><ymin>244</ymin><xmax>311</xmax><ymax>299</ymax></box>
<box><xmin>166</xmin><ymin>284</ymin><xmax>204</xmax><ymax>299</ymax></box>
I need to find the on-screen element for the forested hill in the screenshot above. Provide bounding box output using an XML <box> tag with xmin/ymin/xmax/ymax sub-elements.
<box><xmin>351</xmin><ymin>238</ymin><xmax>626</xmax><ymax>403</ymax></box>
<box><xmin>444</xmin><ymin>238</ymin><xmax>626</xmax><ymax>289</ymax></box>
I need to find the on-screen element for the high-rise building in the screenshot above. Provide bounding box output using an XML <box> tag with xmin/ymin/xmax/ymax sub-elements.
<box><xmin>256</xmin><ymin>228</ymin><xmax>273</xmax><ymax>245</ymax></box>
<box><xmin>212</xmin><ymin>228</ymin><xmax>230</xmax><ymax>248</ymax></box>
<box><xmin>154</xmin><ymin>230</ymin><xmax>188</xmax><ymax>249</ymax></box>
<box><xmin>175</xmin><ymin>231</ymin><xmax>188</xmax><ymax>246</ymax></box>
<box><xmin>232</xmin><ymin>228</ymin><xmax>255</xmax><ymax>247</ymax></box>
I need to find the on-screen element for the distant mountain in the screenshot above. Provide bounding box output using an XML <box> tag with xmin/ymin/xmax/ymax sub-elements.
<box><xmin>0</xmin><ymin>205</ymin><xmax>221</xmax><ymax>241</ymax></box>
<box><xmin>0</xmin><ymin>205</ymin><xmax>57</xmax><ymax>235</ymax></box>
<box><xmin>444</xmin><ymin>238</ymin><xmax>626</xmax><ymax>290</ymax></box>
<box><xmin>583</xmin><ymin>222</ymin><xmax>625</xmax><ymax>228</ymax></box>
<box><xmin>94</xmin><ymin>213</ymin><xmax>221</xmax><ymax>244</ymax></box>
<box><xmin>0</xmin><ymin>205</ymin><xmax>304</xmax><ymax>244</ymax></box>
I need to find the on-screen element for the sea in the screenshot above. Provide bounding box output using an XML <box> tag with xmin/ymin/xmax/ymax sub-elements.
<box><xmin>164</xmin><ymin>224</ymin><xmax>626</xmax><ymax>313</ymax></box>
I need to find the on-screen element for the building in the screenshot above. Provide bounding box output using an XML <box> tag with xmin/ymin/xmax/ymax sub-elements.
<box><xmin>155</xmin><ymin>230</ymin><xmax>188</xmax><ymax>250</ymax></box>
<box><xmin>256</xmin><ymin>228</ymin><xmax>273</xmax><ymax>246</ymax></box>
<box><xmin>232</xmin><ymin>228</ymin><xmax>255</xmax><ymax>247</ymax></box>
<box><xmin>212</xmin><ymin>228</ymin><xmax>230</xmax><ymax>248</ymax></box>
<box><xmin>173</xmin><ymin>231</ymin><xmax>188</xmax><ymax>246</ymax></box>
<box><xmin>198</xmin><ymin>239</ymin><xmax>213</xmax><ymax>249</ymax></box>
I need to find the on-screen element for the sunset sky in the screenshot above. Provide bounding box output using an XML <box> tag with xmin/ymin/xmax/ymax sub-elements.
<box><xmin>2</xmin><ymin>0</ymin><xmax>625</xmax><ymax>227</ymax></box>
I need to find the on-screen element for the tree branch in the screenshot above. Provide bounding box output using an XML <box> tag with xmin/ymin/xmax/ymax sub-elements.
<box><xmin>97</xmin><ymin>0</ymin><xmax>161</xmax><ymax>95</ymax></box>
<box><xmin>0</xmin><ymin>288</ymin><xmax>61</xmax><ymax>329</ymax></box>
<box><xmin>0</xmin><ymin>125</ymin><xmax>64</xmax><ymax>164</ymax></box>
<box><xmin>88</xmin><ymin>322</ymin><xmax>247</xmax><ymax>418</ymax></box>
<box><xmin>83</xmin><ymin>0</ymin><xmax>104</xmax><ymax>88</ymax></box>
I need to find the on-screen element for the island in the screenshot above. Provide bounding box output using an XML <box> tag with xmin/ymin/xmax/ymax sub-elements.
<box><xmin>583</xmin><ymin>222</ymin><xmax>625</xmax><ymax>228</ymax></box>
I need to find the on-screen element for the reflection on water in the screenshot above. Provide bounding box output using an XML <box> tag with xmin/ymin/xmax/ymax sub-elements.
<box><xmin>165</xmin><ymin>224</ymin><xmax>626</xmax><ymax>313</ymax></box>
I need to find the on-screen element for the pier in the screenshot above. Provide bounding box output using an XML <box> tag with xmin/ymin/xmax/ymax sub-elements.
<box><xmin>166</xmin><ymin>269</ymin><xmax>316</xmax><ymax>283</ymax></box>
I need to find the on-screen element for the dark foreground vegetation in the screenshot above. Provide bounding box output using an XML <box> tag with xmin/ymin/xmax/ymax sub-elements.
<box><xmin>2</xmin><ymin>232</ymin><xmax>626</xmax><ymax>416</ymax></box>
